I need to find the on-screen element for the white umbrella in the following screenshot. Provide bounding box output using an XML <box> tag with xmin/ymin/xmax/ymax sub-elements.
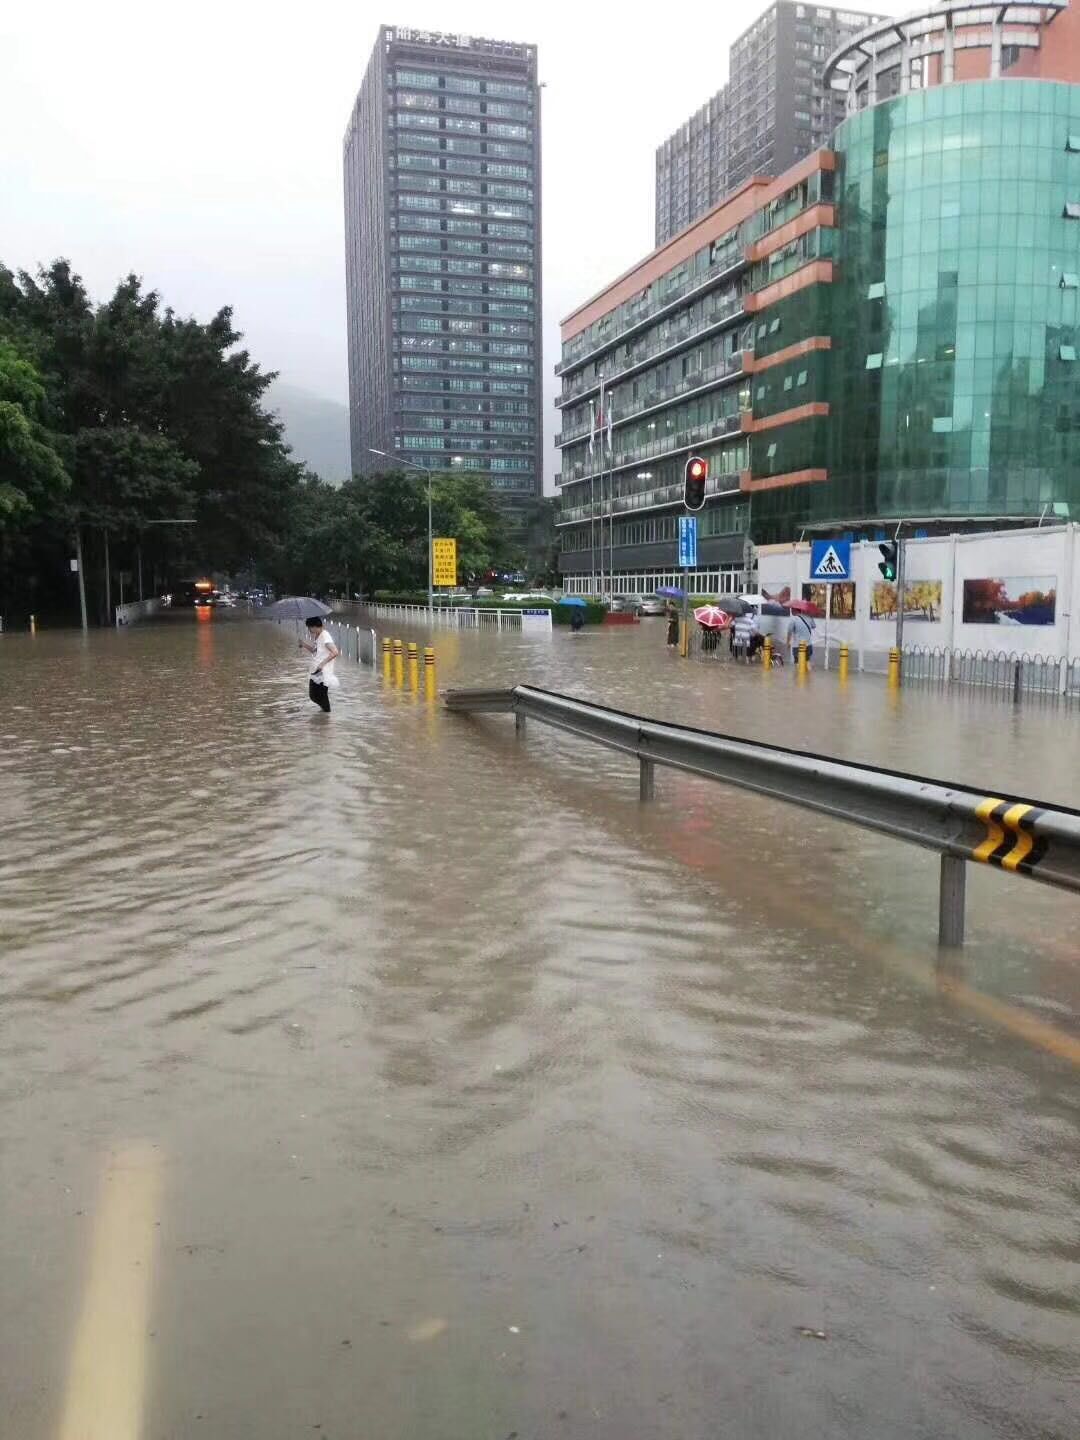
<box><xmin>738</xmin><ymin>592</ymin><xmax>768</xmax><ymax>606</ymax></box>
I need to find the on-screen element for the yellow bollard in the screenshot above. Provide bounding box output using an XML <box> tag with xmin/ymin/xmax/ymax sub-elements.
<box><xmin>839</xmin><ymin>644</ymin><xmax>850</xmax><ymax>683</ymax></box>
<box><xmin>797</xmin><ymin>641</ymin><xmax>809</xmax><ymax>676</ymax></box>
<box><xmin>888</xmin><ymin>646</ymin><xmax>901</xmax><ymax>689</ymax></box>
<box><xmin>29</xmin><ymin>613</ymin><xmax>36</xmax><ymax>636</ymax></box>
<box><xmin>407</xmin><ymin>641</ymin><xmax>419</xmax><ymax>691</ymax></box>
<box><xmin>679</xmin><ymin>618</ymin><xmax>689</xmax><ymax>658</ymax></box>
<box><xmin>424</xmin><ymin>646</ymin><xmax>436</xmax><ymax>702</ymax></box>
<box><xmin>393</xmin><ymin>637</ymin><xmax>404</xmax><ymax>687</ymax></box>
<box><xmin>762</xmin><ymin>634</ymin><xmax>773</xmax><ymax>671</ymax></box>
<box><xmin>382</xmin><ymin>637</ymin><xmax>392</xmax><ymax>679</ymax></box>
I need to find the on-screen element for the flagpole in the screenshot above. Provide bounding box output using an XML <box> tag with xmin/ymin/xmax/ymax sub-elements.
<box><xmin>607</xmin><ymin>397</ymin><xmax>615</xmax><ymax>598</ymax></box>
<box><xmin>597</xmin><ymin>377</ymin><xmax>605</xmax><ymax>601</ymax></box>
<box><xmin>593</xmin><ymin>397</ymin><xmax>601</xmax><ymax>593</ymax></box>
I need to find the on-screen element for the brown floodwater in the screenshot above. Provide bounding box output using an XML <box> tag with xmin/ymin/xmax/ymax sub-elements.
<box><xmin>1</xmin><ymin>610</ymin><xmax>1078</xmax><ymax>1440</ymax></box>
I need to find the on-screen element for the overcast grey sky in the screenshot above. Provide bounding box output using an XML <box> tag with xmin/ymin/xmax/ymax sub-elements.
<box><xmin>0</xmin><ymin>0</ymin><xmax>891</xmax><ymax>485</ymax></box>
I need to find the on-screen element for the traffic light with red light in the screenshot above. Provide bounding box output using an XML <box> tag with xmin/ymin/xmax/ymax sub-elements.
<box><xmin>683</xmin><ymin>455</ymin><xmax>708</xmax><ymax>511</ymax></box>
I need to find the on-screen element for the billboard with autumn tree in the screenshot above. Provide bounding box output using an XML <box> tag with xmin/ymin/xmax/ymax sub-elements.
<box><xmin>961</xmin><ymin>577</ymin><xmax>1057</xmax><ymax>626</ymax></box>
<box><xmin>871</xmin><ymin>580</ymin><xmax>943</xmax><ymax>621</ymax></box>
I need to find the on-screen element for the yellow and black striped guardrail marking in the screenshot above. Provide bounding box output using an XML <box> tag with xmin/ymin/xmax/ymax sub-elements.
<box><xmin>972</xmin><ymin>797</ymin><xmax>1049</xmax><ymax>874</ymax></box>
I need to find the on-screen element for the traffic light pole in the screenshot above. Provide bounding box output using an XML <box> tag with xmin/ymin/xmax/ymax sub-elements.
<box><xmin>894</xmin><ymin>528</ymin><xmax>907</xmax><ymax>657</ymax></box>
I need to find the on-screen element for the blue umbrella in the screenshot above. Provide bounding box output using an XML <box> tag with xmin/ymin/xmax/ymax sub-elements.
<box><xmin>556</xmin><ymin>596</ymin><xmax>587</xmax><ymax>607</ymax></box>
<box><xmin>657</xmin><ymin>585</ymin><xmax>685</xmax><ymax>599</ymax></box>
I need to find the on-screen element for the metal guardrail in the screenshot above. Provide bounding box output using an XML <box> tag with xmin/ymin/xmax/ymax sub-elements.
<box><xmin>902</xmin><ymin>645</ymin><xmax>1080</xmax><ymax>704</ymax></box>
<box><xmin>444</xmin><ymin>684</ymin><xmax>1080</xmax><ymax>948</ymax></box>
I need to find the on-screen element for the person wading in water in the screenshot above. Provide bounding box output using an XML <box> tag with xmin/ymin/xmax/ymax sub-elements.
<box><xmin>299</xmin><ymin>616</ymin><xmax>340</xmax><ymax>712</ymax></box>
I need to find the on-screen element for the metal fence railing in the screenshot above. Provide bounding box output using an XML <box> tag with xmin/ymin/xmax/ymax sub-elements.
<box><xmin>115</xmin><ymin>597</ymin><xmax>164</xmax><ymax>626</ymax></box>
<box><xmin>445</xmin><ymin>683</ymin><xmax>1080</xmax><ymax>948</ymax></box>
<box><xmin>368</xmin><ymin>602</ymin><xmax>551</xmax><ymax>634</ymax></box>
<box><xmin>335</xmin><ymin>623</ymin><xmax>378</xmax><ymax>666</ymax></box>
<box><xmin>902</xmin><ymin>646</ymin><xmax>1080</xmax><ymax>704</ymax></box>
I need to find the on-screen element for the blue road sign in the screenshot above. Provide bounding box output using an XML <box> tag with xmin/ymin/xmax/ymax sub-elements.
<box><xmin>810</xmin><ymin>539</ymin><xmax>851</xmax><ymax>581</ymax></box>
<box><xmin>678</xmin><ymin>515</ymin><xmax>698</xmax><ymax>568</ymax></box>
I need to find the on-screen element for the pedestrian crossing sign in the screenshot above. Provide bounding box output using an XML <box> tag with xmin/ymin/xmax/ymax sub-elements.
<box><xmin>810</xmin><ymin>540</ymin><xmax>851</xmax><ymax>581</ymax></box>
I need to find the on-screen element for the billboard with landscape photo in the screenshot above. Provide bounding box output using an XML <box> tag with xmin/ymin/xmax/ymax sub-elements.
<box><xmin>871</xmin><ymin>579</ymin><xmax>943</xmax><ymax>621</ymax></box>
<box><xmin>802</xmin><ymin>582</ymin><xmax>856</xmax><ymax>618</ymax></box>
<box><xmin>961</xmin><ymin>577</ymin><xmax>1057</xmax><ymax>626</ymax></box>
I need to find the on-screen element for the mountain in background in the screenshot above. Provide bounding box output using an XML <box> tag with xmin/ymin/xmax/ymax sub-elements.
<box><xmin>267</xmin><ymin>380</ymin><xmax>351</xmax><ymax>484</ymax></box>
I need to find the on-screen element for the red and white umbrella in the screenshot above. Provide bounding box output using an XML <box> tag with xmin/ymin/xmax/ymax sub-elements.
<box><xmin>693</xmin><ymin>605</ymin><xmax>732</xmax><ymax>630</ymax></box>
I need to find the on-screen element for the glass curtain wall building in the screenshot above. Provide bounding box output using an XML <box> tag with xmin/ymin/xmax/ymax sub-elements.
<box><xmin>343</xmin><ymin>27</ymin><xmax>542</xmax><ymax>520</ymax></box>
<box><xmin>753</xmin><ymin>0</ymin><xmax>1080</xmax><ymax>541</ymax></box>
<box><xmin>564</xmin><ymin>0</ymin><xmax>1080</xmax><ymax>591</ymax></box>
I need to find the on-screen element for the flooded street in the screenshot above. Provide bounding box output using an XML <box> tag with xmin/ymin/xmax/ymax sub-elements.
<box><xmin>2</xmin><ymin>612</ymin><xmax>1078</xmax><ymax>1440</ymax></box>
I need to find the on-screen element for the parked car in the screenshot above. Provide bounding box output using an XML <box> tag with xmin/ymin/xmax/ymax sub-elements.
<box><xmin>637</xmin><ymin>594</ymin><xmax>666</xmax><ymax>616</ymax></box>
<box><xmin>605</xmin><ymin>594</ymin><xmax>634</xmax><ymax>614</ymax></box>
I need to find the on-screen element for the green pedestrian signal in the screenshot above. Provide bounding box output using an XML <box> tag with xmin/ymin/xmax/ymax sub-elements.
<box><xmin>878</xmin><ymin>542</ymin><xmax>898</xmax><ymax>582</ymax></box>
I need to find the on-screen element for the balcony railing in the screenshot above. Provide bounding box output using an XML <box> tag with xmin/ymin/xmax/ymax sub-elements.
<box><xmin>558</xmin><ymin>357</ymin><xmax>745</xmax><ymax>448</ymax></box>
<box><xmin>555</xmin><ymin>475</ymin><xmax>742</xmax><ymax>526</ymax></box>
<box><xmin>556</xmin><ymin>297</ymin><xmax>745</xmax><ymax>409</ymax></box>
<box><xmin>555</xmin><ymin>254</ymin><xmax>747</xmax><ymax>377</ymax></box>
<box><xmin>558</xmin><ymin>412</ymin><xmax>745</xmax><ymax>487</ymax></box>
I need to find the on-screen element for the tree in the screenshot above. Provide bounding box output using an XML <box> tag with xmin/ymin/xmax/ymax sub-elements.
<box><xmin>0</xmin><ymin>258</ymin><xmax>306</xmax><ymax>622</ymax></box>
<box><xmin>519</xmin><ymin>496</ymin><xmax>559</xmax><ymax>584</ymax></box>
<box><xmin>273</xmin><ymin>469</ymin><xmax>517</xmax><ymax>597</ymax></box>
<box><xmin>0</xmin><ymin>339</ymin><xmax>69</xmax><ymax>525</ymax></box>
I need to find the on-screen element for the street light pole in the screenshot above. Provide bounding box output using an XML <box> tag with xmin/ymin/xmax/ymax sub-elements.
<box><xmin>369</xmin><ymin>449</ymin><xmax>434</xmax><ymax>614</ymax></box>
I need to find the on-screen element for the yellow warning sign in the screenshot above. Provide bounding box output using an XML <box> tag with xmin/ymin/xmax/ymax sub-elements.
<box><xmin>432</xmin><ymin>537</ymin><xmax>457</xmax><ymax>588</ymax></box>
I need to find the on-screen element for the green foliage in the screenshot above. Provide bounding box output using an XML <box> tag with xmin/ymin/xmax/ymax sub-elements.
<box><xmin>0</xmin><ymin>258</ymin><xmax>303</xmax><ymax>623</ymax></box>
<box><xmin>278</xmin><ymin>469</ymin><xmax>515</xmax><ymax>597</ymax></box>
<box><xmin>551</xmin><ymin>600</ymin><xmax>607</xmax><ymax>625</ymax></box>
<box><xmin>0</xmin><ymin>338</ymin><xmax>69</xmax><ymax>523</ymax></box>
<box><xmin>519</xmin><ymin>496</ymin><xmax>559</xmax><ymax>583</ymax></box>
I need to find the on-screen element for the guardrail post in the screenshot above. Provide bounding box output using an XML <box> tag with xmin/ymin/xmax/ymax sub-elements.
<box><xmin>515</xmin><ymin>708</ymin><xmax>527</xmax><ymax>736</ymax></box>
<box><xmin>1012</xmin><ymin>658</ymin><xmax>1022</xmax><ymax>705</ymax></box>
<box><xmin>639</xmin><ymin>756</ymin><xmax>655</xmax><ymax>802</ymax></box>
<box><xmin>938</xmin><ymin>854</ymin><xmax>966</xmax><ymax>948</ymax></box>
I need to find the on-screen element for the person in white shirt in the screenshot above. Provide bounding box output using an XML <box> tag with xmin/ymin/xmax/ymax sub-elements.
<box><xmin>299</xmin><ymin>616</ymin><xmax>339</xmax><ymax>712</ymax></box>
<box><xmin>732</xmin><ymin>608</ymin><xmax>761</xmax><ymax>660</ymax></box>
<box><xmin>787</xmin><ymin>611</ymin><xmax>816</xmax><ymax>665</ymax></box>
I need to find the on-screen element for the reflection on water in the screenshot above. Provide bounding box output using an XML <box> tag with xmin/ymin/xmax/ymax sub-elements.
<box><xmin>1</xmin><ymin>614</ymin><xmax>1078</xmax><ymax>1440</ymax></box>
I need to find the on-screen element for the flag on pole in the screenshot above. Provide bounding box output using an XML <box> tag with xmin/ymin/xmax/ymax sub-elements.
<box><xmin>588</xmin><ymin>399</ymin><xmax>596</xmax><ymax>455</ymax></box>
<box><xmin>606</xmin><ymin>398</ymin><xmax>613</xmax><ymax>456</ymax></box>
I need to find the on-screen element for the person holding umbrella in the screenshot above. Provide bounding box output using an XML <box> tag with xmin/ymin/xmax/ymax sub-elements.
<box><xmin>299</xmin><ymin>615</ymin><xmax>340</xmax><ymax>712</ymax></box>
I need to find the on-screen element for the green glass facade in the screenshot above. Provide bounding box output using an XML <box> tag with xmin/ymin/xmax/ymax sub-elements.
<box><xmin>757</xmin><ymin>78</ymin><xmax>1080</xmax><ymax>541</ymax></box>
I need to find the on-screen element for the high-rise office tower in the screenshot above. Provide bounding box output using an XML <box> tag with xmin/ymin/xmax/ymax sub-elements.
<box><xmin>343</xmin><ymin>25</ymin><xmax>542</xmax><ymax>519</ymax></box>
<box><xmin>655</xmin><ymin>2</ymin><xmax>882</xmax><ymax>245</ymax></box>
